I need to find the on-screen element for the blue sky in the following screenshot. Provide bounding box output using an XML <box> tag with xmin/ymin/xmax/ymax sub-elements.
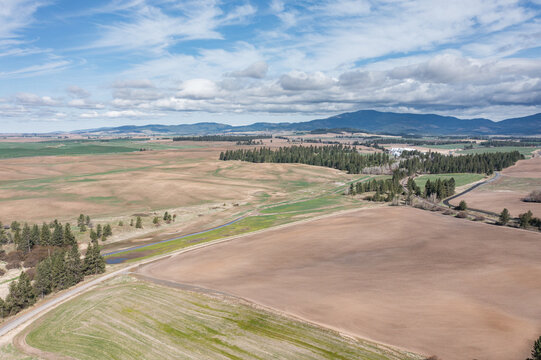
<box><xmin>1</xmin><ymin>0</ymin><xmax>541</xmax><ymax>132</ymax></box>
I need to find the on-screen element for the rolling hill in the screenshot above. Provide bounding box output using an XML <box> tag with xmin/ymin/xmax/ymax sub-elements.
<box><xmin>74</xmin><ymin>110</ymin><xmax>541</xmax><ymax>136</ymax></box>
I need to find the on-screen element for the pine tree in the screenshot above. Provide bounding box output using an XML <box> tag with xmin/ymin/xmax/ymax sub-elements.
<box><xmin>96</xmin><ymin>224</ymin><xmax>102</xmax><ymax>238</ymax></box>
<box><xmin>153</xmin><ymin>216</ymin><xmax>159</xmax><ymax>226</ymax></box>
<box><xmin>40</xmin><ymin>222</ymin><xmax>51</xmax><ymax>246</ymax></box>
<box><xmin>499</xmin><ymin>208</ymin><xmax>510</xmax><ymax>225</ymax></box>
<box><xmin>519</xmin><ymin>210</ymin><xmax>533</xmax><ymax>228</ymax></box>
<box><xmin>89</xmin><ymin>229</ymin><xmax>98</xmax><ymax>242</ymax></box>
<box><xmin>136</xmin><ymin>216</ymin><xmax>143</xmax><ymax>229</ymax></box>
<box><xmin>457</xmin><ymin>200</ymin><xmax>468</xmax><ymax>211</ymax></box>
<box><xmin>0</xmin><ymin>222</ymin><xmax>7</xmax><ymax>244</ymax></box>
<box><xmin>33</xmin><ymin>257</ymin><xmax>52</xmax><ymax>298</ymax></box>
<box><xmin>17</xmin><ymin>271</ymin><xmax>35</xmax><ymax>308</ymax></box>
<box><xmin>64</xmin><ymin>223</ymin><xmax>76</xmax><ymax>246</ymax></box>
<box><xmin>527</xmin><ymin>336</ymin><xmax>541</xmax><ymax>360</ymax></box>
<box><xmin>30</xmin><ymin>224</ymin><xmax>40</xmax><ymax>248</ymax></box>
<box><xmin>51</xmin><ymin>250</ymin><xmax>67</xmax><ymax>291</ymax></box>
<box><xmin>103</xmin><ymin>224</ymin><xmax>112</xmax><ymax>238</ymax></box>
<box><xmin>65</xmin><ymin>244</ymin><xmax>83</xmax><ymax>287</ymax></box>
<box><xmin>51</xmin><ymin>223</ymin><xmax>64</xmax><ymax>246</ymax></box>
<box><xmin>10</xmin><ymin>221</ymin><xmax>20</xmax><ymax>232</ymax></box>
<box><xmin>130</xmin><ymin>218</ymin><xmax>134</xmax><ymax>226</ymax></box>
<box><xmin>163</xmin><ymin>211</ymin><xmax>169</xmax><ymax>221</ymax></box>
<box><xmin>83</xmin><ymin>242</ymin><xmax>105</xmax><ymax>275</ymax></box>
<box><xmin>19</xmin><ymin>223</ymin><xmax>32</xmax><ymax>253</ymax></box>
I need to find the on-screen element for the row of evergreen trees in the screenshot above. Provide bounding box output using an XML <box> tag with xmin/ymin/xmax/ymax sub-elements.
<box><xmin>220</xmin><ymin>145</ymin><xmax>392</xmax><ymax>174</ymax></box>
<box><xmin>0</xmin><ymin>240</ymin><xmax>105</xmax><ymax>317</ymax></box>
<box><xmin>220</xmin><ymin>144</ymin><xmax>521</xmax><ymax>176</ymax></box>
<box><xmin>422</xmin><ymin>178</ymin><xmax>455</xmax><ymax>199</ymax></box>
<box><xmin>173</xmin><ymin>135</ymin><xmax>271</xmax><ymax>142</ymax></box>
<box><xmin>0</xmin><ymin>221</ymin><xmax>77</xmax><ymax>252</ymax></box>
<box><xmin>399</xmin><ymin>151</ymin><xmax>523</xmax><ymax>175</ymax></box>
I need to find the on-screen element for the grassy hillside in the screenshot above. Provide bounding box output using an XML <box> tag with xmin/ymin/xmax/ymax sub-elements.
<box><xmin>414</xmin><ymin>173</ymin><xmax>485</xmax><ymax>190</ymax></box>
<box><xmin>26</xmin><ymin>276</ymin><xmax>421</xmax><ymax>360</ymax></box>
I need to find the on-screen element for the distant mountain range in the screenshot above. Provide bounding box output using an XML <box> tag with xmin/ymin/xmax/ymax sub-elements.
<box><xmin>75</xmin><ymin>110</ymin><xmax>541</xmax><ymax>136</ymax></box>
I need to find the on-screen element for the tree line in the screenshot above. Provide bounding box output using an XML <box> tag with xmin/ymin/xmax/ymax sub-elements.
<box><xmin>0</xmin><ymin>240</ymin><xmax>105</xmax><ymax>318</ymax></box>
<box><xmin>220</xmin><ymin>145</ymin><xmax>392</xmax><ymax>174</ymax></box>
<box><xmin>399</xmin><ymin>150</ymin><xmax>523</xmax><ymax>175</ymax></box>
<box><xmin>173</xmin><ymin>135</ymin><xmax>271</xmax><ymax>142</ymax></box>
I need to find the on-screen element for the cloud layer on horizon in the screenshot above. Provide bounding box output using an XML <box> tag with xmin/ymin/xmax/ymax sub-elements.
<box><xmin>1</xmin><ymin>0</ymin><xmax>541</xmax><ymax>131</ymax></box>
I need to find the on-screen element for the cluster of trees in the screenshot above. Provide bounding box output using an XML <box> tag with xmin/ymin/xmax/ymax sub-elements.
<box><xmin>173</xmin><ymin>135</ymin><xmax>271</xmax><ymax>142</ymax></box>
<box><xmin>89</xmin><ymin>223</ymin><xmax>112</xmax><ymax>242</ymax></box>
<box><xmin>153</xmin><ymin>211</ymin><xmax>177</xmax><ymax>226</ymax></box>
<box><xmin>0</xmin><ymin>220</ymin><xmax>77</xmax><ymax>253</ymax></box>
<box><xmin>349</xmin><ymin>173</ymin><xmax>403</xmax><ymax>202</ymax></box>
<box><xmin>220</xmin><ymin>145</ymin><xmax>392</xmax><ymax>174</ymax></box>
<box><xmin>481</xmin><ymin>140</ymin><xmax>541</xmax><ymax>147</ymax></box>
<box><xmin>423</xmin><ymin>178</ymin><xmax>455</xmax><ymax>199</ymax></box>
<box><xmin>399</xmin><ymin>151</ymin><xmax>523</xmax><ymax>175</ymax></box>
<box><xmin>519</xmin><ymin>210</ymin><xmax>541</xmax><ymax>229</ymax></box>
<box><xmin>77</xmin><ymin>214</ymin><xmax>91</xmax><ymax>232</ymax></box>
<box><xmin>236</xmin><ymin>139</ymin><xmax>264</xmax><ymax>145</ymax></box>
<box><xmin>0</xmin><ymin>241</ymin><xmax>105</xmax><ymax>318</ymax></box>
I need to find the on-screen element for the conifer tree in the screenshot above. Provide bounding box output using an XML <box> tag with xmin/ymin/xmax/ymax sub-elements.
<box><xmin>30</xmin><ymin>224</ymin><xmax>40</xmax><ymax>248</ymax></box>
<box><xmin>130</xmin><ymin>218</ymin><xmax>134</xmax><ymax>226</ymax></box>
<box><xmin>65</xmin><ymin>244</ymin><xmax>83</xmax><ymax>287</ymax></box>
<box><xmin>40</xmin><ymin>222</ymin><xmax>51</xmax><ymax>246</ymax></box>
<box><xmin>19</xmin><ymin>223</ymin><xmax>32</xmax><ymax>253</ymax></box>
<box><xmin>89</xmin><ymin>229</ymin><xmax>98</xmax><ymax>242</ymax></box>
<box><xmin>51</xmin><ymin>223</ymin><xmax>64</xmax><ymax>246</ymax></box>
<box><xmin>10</xmin><ymin>221</ymin><xmax>20</xmax><ymax>232</ymax></box>
<box><xmin>499</xmin><ymin>208</ymin><xmax>510</xmax><ymax>225</ymax></box>
<box><xmin>136</xmin><ymin>216</ymin><xmax>143</xmax><ymax>229</ymax></box>
<box><xmin>64</xmin><ymin>223</ymin><xmax>76</xmax><ymax>246</ymax></box>
<box><xmin>96</xmin><ymin>224</ymin><xmax>102</xmax><ymax>238</ymax></box>
<box><xmin>527</xmin><ymin>336</ymin><xmax>541</xmax><ymax>360</ymax></box>
<box><xmin>33</xmin><ymin>257</ymin><xmax>52</xmax><ymax>298</ymax></box>
<box><xmin>51</xmin><ymin>250</ymin><xmax>67</xmax><ymax>291</ymax></box>
<box><xmin>83</xmin><ymin>242</ymin><xmax>105</xmax><ymax>275</ymax></box>
<box><xmin>103</xmin><ymin>224</ymin><xmax>112</xmax><ymax>238</ymax></box>
<box><xmin>85</xmin><ymin>215</ymin><xmax>90</xmax><ymax>226</ymax></box>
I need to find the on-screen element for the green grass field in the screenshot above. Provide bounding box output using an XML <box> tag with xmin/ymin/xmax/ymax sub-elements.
<box><xmin>414</xmin><ymin>173</ymin><xmax>485</xmax><ymax>189</ymax></box>
<box><xmin>0</xmin><ymin>140</ymin><xmax>199</xmax><ymax>159</ymax></box>
<box><xmin>105</xmin><ymin>193</ymin><xmax>357</xmax><ymax>263</ymax></box>
<box><xmin>26</xmin><ymin>276</ymin><xmax>421</xmax><ymax>360</ymax></box>
<box><xmin>458</xmin><ymin>146</ymin><xmax>540</xmax><ymax>157</ymax></box>
<box><xmin>424</xmin><ymin>143</ymin><xmax>472</xmax><ymax>150</ymax></box>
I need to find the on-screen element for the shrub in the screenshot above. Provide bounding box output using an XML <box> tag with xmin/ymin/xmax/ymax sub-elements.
<box><xmin>443</xmin><ymin>210</ymin><xmax>454</xmax><ymax>216</ymax></box>
<box><xmin>25</xmin><ymin>268</ymin><xmax>36</xmax><ymax>281</ymax></box>
<box><xmin>0</xmin><ymin>268</ymin><xmax>5</xmax><ymax>276</ymax></box>
<box><xmin>6</xmin><ymin>261</ymin><xmax>21</xmax><ymax>270</ymax></box>
<box><xmin>524</xmin><ymin>190</ymin><xmax>541</xmax><ymax>203</ymax></box>
<box><xmin>473</xmin><ymin>215</ymin><xmax>485</xmax><ymax>221</ymax></box>
<box><xmin>456</xmin><ymin>211</ymin><xmax>468</xmax><ymax>218</ymax></box>
<box><xmin>456</xmin><ymin>200</ymin><xmax>468</xmax><ymax>211</ymax></box>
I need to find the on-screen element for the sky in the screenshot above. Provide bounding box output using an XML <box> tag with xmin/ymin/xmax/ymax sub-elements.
<box><xmin>1</xmin><ymin>0</ymin><xmax>541</xmax><ymax>133</ymax></box>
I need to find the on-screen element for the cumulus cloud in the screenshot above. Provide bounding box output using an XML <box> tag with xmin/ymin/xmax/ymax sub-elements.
<box><xmin>178</xmin><ymin>78</ymin><xmax>220</xmax><ymax>99</ymax></box>
<box><xmin>227</xmin><ymin>61</ymin><xmax>268</xmax><ymax>79</ymax></box>
<box><xmin>15</xmin><ymin>92</ymin><xmax>59</xmax><ymax>106</ymax></box>
<box><xmin>280</xmin><ymin>71</ymin><xmax>336</xmax><ymax>91</ymax></box>
<box><xmin>67</xmin><ymin>85</ymin><xmax>90</xmax><ymax>98</ymax></box>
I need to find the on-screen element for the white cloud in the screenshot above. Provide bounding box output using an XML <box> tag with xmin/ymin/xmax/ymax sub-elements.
<box><xmin>178</xmin><ymin>79</ymin><xmax>219</xmax><ymax>99</ymax></box>
<box><xmin>280</xmin><ymin>71</ymin><xmax>337</xmax><ymax>91</ymax></box>
<box><xmin>67</xmin><ymin>85</ymin><xmax>90</xmax><ymax>98</ymax></box>
<box><xmin>15</xmin><ymin>92</ymin><xmax>59</xmax><ymax>106</ymax></box>
<box><xmin>227</xmin><ymin>61</ymin><xmax>268</xmax><ymax>79</ymax></box>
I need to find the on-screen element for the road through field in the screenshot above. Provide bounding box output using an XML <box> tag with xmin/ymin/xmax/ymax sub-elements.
<box><xmin>442</xmin><ymin>171</ymin><xmax>501</xmax><ymax>215</ymax></box>
<box><xmin>138</xmin><ymin>206</ymin><xmax>541</xmax><ymax>360</ymax></box>
<box><xmin>0</xmin><ymin>207</ymin><xmax>370</xmax><ymax>349</ymax></box>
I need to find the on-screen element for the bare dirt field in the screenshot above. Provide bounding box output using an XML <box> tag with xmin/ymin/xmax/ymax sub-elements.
<box><xmin>138</xmin><ymin>206</ymin><xmax>541</xmax><ymax>360</ymax></box>
<box><xmin>0</xmin><ymin>143</ymin><xmax>352</xmax><ymax>223</ymax></box>
<box><xmin>451</xmin><ymin>157</ymin><xmax>541</xmax><ymax>217</ymax></box>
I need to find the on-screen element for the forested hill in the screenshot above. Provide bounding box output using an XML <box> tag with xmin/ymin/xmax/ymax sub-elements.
<box><xmin>73</xmin><ymin>110</ymin><xmax>541</xmax><ymax>136</ymax></box>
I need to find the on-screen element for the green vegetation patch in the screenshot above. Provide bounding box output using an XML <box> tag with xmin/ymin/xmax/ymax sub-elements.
<box><xmin>414</xmin><ymin>173</ymin><xmax>485</xmax><ymax>189</ymax></box>
<box><xmin>260</xmin><ymin>197</ymin><xmax>339</xmax><ymax>214</ymax></box>
<box><xmin>0</xmin><ymin>139</ymin><xmax>200</xmax><ymax>159</ymax></box>
<box><xmin>458</xmin><ymin>146</ymin><xmax>540</xmax><ymax>157</ymax></box>
<box><xmin>26</xmin><ymin>276</ymin><xmax>421</xmax><ymax>360</ymax></box>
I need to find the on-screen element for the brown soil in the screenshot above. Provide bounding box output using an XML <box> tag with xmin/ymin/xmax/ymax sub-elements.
<box><xmin>451</xmin><ymin>157</ymin><xmax>541</xmax><ymax>217</ymax></box>
<box><xmin>138</xmin><ymin>206</ymin><xmax>541</xmax><ymax>360</ymax></box>
<box><xmin>0</xmin><ymin>145</ymin><xmax>350</xmax><ymax>223</ymax></box>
